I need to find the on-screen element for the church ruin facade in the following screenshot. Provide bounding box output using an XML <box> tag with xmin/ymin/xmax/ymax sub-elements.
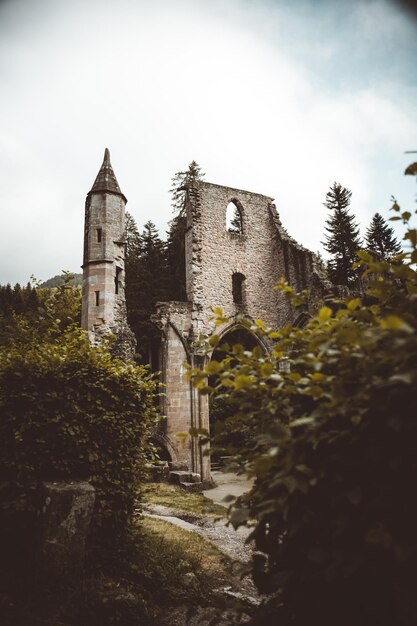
<box><xmin>82</xmin><ymin>150</ymin><xmax>327</xmax><ymax>481</ymax></box>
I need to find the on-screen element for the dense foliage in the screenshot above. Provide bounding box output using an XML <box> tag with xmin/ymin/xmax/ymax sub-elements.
<box><xmin>193</xmin><ymin>199</ymin><xmax>417</xmax><ymax>625</ymax></box>
<box><xmin>0</xmin><ymin>278</ymin><xmax>158</xmax><ymax>590</ymax></box>
<box><xmin>323</xmin><ymin>181</ymin><xmax>362</xmax><ymax>286</ymax></box>
<box><xmin>0</xmin><ymin>281</ymin><xmax>41</xmax><ymax>344</ymax></box>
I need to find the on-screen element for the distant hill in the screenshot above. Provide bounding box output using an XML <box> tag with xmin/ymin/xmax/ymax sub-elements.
<box><xmin>40</xmin><ymin>273</ymin><xmax>83</xmax><ymax>288</ymax></box>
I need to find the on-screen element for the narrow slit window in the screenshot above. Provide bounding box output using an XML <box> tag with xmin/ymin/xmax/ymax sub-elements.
<box><xmin>226</xmin><ymin>201</ymin><xmax>243</xmax><ymax>234</ymax></box>
<box><xmin>232</xmin><ymin>273</ymin><xmax>245</xmax><ymax>305</ymax></box>
<box><xmin>115</xmin><ymin>266</ymin><xmax>122</xmax><ymax>295</ymax></box>
<box><xmin>97</xmin><ymin>228</ymin><xmax>102</xmax><ymax>243</ymax></box>
<box><xmin>95</xmin><ymin>290</ymin><xmax>100</xmax><ymax>306</ymax></box>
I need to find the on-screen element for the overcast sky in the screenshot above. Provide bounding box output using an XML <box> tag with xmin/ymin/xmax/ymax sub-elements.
<box><xmin>0</xmin><ymin>0</ymin><xmax>416</xmax><ymax>285</ymax></box>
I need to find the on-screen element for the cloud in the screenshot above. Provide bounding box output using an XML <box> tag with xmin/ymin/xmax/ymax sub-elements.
<box><xmin>0</xmin><ymin>0</ymin><xmax>416</xmax><ymax>283</ymax></box>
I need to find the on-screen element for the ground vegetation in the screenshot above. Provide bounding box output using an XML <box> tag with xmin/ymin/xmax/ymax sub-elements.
<box><xmin>192</xmin><ymin>177</ymin><xmax>417</xmax><ymax>625</ymax></box>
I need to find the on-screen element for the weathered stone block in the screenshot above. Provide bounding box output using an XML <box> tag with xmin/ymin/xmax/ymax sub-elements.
<box><xmin>169</xmin><ymin>471</ymin><xmax>201</xmax><ymax>485</ymax></box>
<box><xmin>38</xmin><ymin>480</ymin><xmax>95</xmax><ymax>579</ymax></box>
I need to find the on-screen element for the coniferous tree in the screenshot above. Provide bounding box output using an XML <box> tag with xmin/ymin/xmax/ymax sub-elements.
<box><xmin>125</xmin><ymin>215</ymin><xmax>168</xmax><ymax>367</ymax></box>
<box><xmin>365</xmin><ymin>212</ymin><xmax>402</xmax><ymax>260</ymax></box>
<box><xmin>227</xmin><ymin>205</ymin><xmax>243</xmax><ymax>234</ymax></box>
<box><xmin>12</xmin><ymin>283</ymin><xmax>24</xmax><ymax>314</ymax></box>
<box><xmin>125</xmin><ymin>211</ymin><xmax>141</xmax><ymax>259</ymax></box>
<box><xmin>323</xmin><ymin>182</ymin><xmax>362</xmax><ymax>287</ymax></box>
<box><xmin>125</xmin><ymin>211</ymin><xmax>142</xmax><ymax>356</ymax></box>
<box><xmin>166</xmin><ymin>161</ymin><xmax>205</xmax><ymax>300</ymax></box>
<box><xmin>166</xmin><ymin>213</ymin><xmax>187</xmax><ymax>300</ymax></box>
<box><xmin>170</xmin><ymin>160</ymin><xmax>205</xmax><ymax>216</ymax></box>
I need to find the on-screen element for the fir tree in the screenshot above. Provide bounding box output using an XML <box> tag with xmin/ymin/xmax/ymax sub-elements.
<box><xmin>170</xmin><ymin>160</ymin><xmax>205</xmax><ymax>216</ymax></box>
<box><xmin>365</xmin><ymin>212</ymin><xmax>402</xmax><ymax>260</ymax></box>
<box><xmin>166</xmin><ymin>161</ymin><xmax>205</xmax><ymax>300</ymax></box>
<box><xmin>322</xmin><ymin>182</ymin><xmax>362</xmax><ymax>287</ymax></box>
<box><xmin>125</xmin><ymin>216</ymin><xmax>168</xmax><ymax>367</ymax></box>
<box><xmin>12</xmin><ymin>283</ymin><xmax>24</xmax><ymax>314</ymax></box>
<box><xmin>227</xmin><ymin>204</ymin><xmax>243</xmax><ymax>234</ymax></box>
<box><xmin>125</xmin><ymin>211</ymin><xmax>142</xmax><ymax>357</ymax></box>
<box><xmin>166</xmin><ymin>213</ymin><xmax>187</xmax><ymax>300</ymax></box>
<box><xmin>125</xmin><ymin>211</ymin><xmax>141</xmax><ymax>259</ymax></box>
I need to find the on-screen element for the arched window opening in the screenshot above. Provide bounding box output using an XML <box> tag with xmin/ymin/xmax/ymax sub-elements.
<box><xmin>226</xmin><ymin>201</ymin><xmax>243</xmax><ymax>234</ymax></box>
<box><xmin>232</xmin><ymin>272</ymin><xmax>245</xmax><ymax>305</ymax></box>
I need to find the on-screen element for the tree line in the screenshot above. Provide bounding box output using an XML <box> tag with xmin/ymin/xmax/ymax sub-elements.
<box><xmin>123</xmin><ymin>166</ymin><xmax>401</xmax><ymax>365</ymax></box>
<box><xmin>0</xmin><ymin>164</ymin><xmax>401</xmax><ymax>366</ymax></box>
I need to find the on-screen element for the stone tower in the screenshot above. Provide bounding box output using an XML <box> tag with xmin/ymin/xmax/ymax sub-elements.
<box><xmin>81</xmin><ymin>149</ymin><xmax>134</xmax><ymax>357</ymax></box>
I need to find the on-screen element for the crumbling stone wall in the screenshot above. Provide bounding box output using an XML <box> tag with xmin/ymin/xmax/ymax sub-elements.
<box><xmin>152</xmin><ymin>181</ymin><xmax>328</xmax><ymax>479</ymax></box>
<box><xmin>82</xmin><ymin>154</ymin><xmax>328</xmax><ymax>480</ymax></box>
<box><xmin>184</xmin><ymin>181</ymin><xmax>325</xmax><ymax>336</ymax></box>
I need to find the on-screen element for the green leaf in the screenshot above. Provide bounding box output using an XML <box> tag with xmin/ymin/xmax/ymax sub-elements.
<box><xmin>234</xmin><ymin>375</ymin><xmax>253</xmax><ymax>389</ymax></box>
<box><xmin>347</xmin><ymin>298</ymin><xmax>361</xmax><ymax>311</ymax></box>
<box><xmin>318</xmin><ymin>306</ymin><xmax>332</xmax><ymax>322</ymax></box>
<box><xmin>379</xmin><ymin>315</ymin><xmax>413</xmax><ymax>333</ymax></box>
<box><xmin>205</xmin><ymin>360</ymin><xmax>222</xmax><ymax>375</ymax></box>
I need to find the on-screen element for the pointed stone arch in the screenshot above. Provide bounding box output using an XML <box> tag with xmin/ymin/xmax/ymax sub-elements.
<box><xmin>226</xmin><ymin>198</ymin><xmax>244</xmax><ymax>234</ymax></box>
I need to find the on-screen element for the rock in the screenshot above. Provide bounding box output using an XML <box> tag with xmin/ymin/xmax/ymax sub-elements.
<box><xmin>169</xmin><ymin>471</ymin><xmax>201</xmax><ymax>485</ymax></box>
<box><xmin>169</xmin><ymin>461</ymin><xmax>189</xmax><ymax>471</ymax></box>
<box><xmin>147</xmin><ymin>463</ymin><xmax>170</xmax><ymax>482</ymax></box>
<box><xmin>38</xmin><ymin>480</ymin><xmax>95</xmax><ymax>580</ymax></box>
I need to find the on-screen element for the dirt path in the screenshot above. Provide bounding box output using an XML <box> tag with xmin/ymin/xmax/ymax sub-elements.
<box><xmin>203</xmin><ymin>470</ymin><xmax>254</xmax><ymax>508</ymax></box>
<box><xmin>142</xmin><ymin>503</ymin><xmax>253</xmax><ymax>564</ymax></box>
<box><xmin>143</xmin><ymin>470</ymin><xmax>255</xmax><ymax>564</ymax></box>
<box><xmin>142</xmin><ymin>473</ymin><xmax>261</xmax><ymax>623</ymax></box>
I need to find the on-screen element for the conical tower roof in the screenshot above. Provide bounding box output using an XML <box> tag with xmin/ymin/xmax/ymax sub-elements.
<box><xmin>89</xmin><ymin>148</ymin><xmax>126</xmax><ymax>200</ymax></box>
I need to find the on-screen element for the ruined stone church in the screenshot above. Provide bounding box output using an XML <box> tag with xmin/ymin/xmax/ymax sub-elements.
<box><xmin>82</xmin><ymin>149</ymin><xmax>327</xmax><ymax>481</ymax></box>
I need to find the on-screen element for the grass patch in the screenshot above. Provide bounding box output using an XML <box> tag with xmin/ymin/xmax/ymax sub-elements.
<box><xmin>79</xmin><ymin>516</ymin><xmax>234</xmax><ymax>625</ymax></box>
<box><xmin>141</xmin><ymin>516</ymin><xmax>232</xmax><ymax>582</ymax></box>
<box><xmin>3</xmin><ymin>488</ymin><xmax>234</xmax><ymax>625</ymax></box>
<box><xmin>142</xmin><ymin>482</ymin><xmax>227</xmax><ymax>518</ymax></box>
<box><xmin>1</xmin><ymin>515</ymin><xmax>233</xmax><ymax>626</ymax></box>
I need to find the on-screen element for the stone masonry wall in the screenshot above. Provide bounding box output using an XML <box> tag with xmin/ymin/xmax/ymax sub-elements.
<box><xmin>185</xmin><ymin>181</ymin><xmax>321</xmax><ymax>337</ymax></box>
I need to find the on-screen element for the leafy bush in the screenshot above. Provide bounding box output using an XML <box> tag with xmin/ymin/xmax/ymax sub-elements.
<box><xmin>193</xmin><ymin>203</ymin><xmax>417</xmax><ymax>626</ymax></box>
<box><xmin>0</xmin><ymin>280</ymin><xmax>158</xmax><ymax>588</ymax></box>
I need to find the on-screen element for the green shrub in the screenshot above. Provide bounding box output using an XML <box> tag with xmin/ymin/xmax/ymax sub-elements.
<box><xmin>193</xmin><ymin>204</ymin><xmax>417</xmax><ymax>625</ymax></box>
<box><xmin>0</xmin><ymin>281</ymin><xmax>158</xmax><ymax>589</ymax></box>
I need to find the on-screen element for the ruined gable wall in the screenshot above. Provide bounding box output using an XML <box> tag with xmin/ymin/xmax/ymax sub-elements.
<box><xmin>185</xmin><ymin>181</ymin><xmax>308</xmax><ymax>336</ymax></box>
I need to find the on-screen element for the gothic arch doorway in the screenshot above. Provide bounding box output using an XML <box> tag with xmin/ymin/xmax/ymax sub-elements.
<box><xmin>208</xmin><ymin>325</ymin><xmax>266</xmax><ymax>468</ymax></box>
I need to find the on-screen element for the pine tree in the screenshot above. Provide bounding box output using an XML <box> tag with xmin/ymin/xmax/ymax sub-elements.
<box><xmin>365</xmin><ymin>212</ymin><xmax>402</xmax><ymax>260</ymax></box>
<box><xmin>125</xmin><ymin>215</ymin><xmax>169</xmax><ymax>367</ymax></box>
<box><xmin>125</xmin><ymin>211</ymin><xmax>142</xmax><ymax>357</ymax></box>
<box><xmin>227</xmin><ymin>205</ymin><xmax>243</xmax><ymax>234</ymax></box>
<box><xmin>322</xmin><ymin>182</ymin><xmax>362</xmax><ymax>287</ymax></box>
<box><xmin>166</xmin><ymin>161</ymin><xmax>205</xmax><ymax>300</ymax></box>
<box><xmin>170</xmin><ymin>160</ymin><xmax>205</xmax><ymax>216</ymax></box>
<box><xmin>125</xmin><ymin>211</ymin><xmax>141</xmax><ymax>259</ymax></box>
<box><xmin>166</xmin><ymin>213</ymin><xmax>187</xmax><ymax>301</ymax></box>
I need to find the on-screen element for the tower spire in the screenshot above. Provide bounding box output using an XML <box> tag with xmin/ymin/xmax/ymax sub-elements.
<box><xmin>89</xmin><ymin>148</ymin><xmax>126</xmax><ymax>200</ymax></box>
